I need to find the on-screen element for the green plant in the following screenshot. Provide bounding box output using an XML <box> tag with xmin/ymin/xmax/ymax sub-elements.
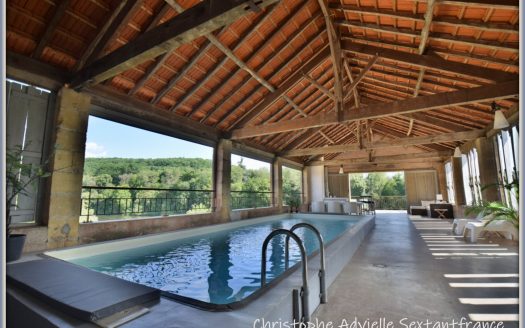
<box><xmin>6</xmin><ymin>144</ymin><xmax>51</xmax><ymax>236</ymax></box>
<box><xmin>465</xmin><ymin>179</ymin><xmax>519</xmax><ymax>229</ymax></box>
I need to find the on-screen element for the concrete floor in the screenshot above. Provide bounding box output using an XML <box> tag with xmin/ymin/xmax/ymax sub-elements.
<box><xmin>312</xmin><ymin>211</ymin><xmax>519</xmax><ymax>328</ymax></box>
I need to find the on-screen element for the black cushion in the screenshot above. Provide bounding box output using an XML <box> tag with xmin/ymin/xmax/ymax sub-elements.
<box><xmin>7</xmin><ymin>258</ymin><xmax>160</xmax><ymax>322</ymax></box>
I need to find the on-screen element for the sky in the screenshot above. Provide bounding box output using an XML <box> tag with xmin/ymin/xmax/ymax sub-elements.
<box><xmin>86</xmin><ymin>116</ymin><xmax>270</xmax><ymax>170</ymax></box>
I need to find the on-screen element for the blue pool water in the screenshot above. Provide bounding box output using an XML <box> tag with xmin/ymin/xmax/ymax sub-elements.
<box><xmin>71</xmin><ymin>216</ymin><xmax>358</xmax><ymax>305</ymax></box>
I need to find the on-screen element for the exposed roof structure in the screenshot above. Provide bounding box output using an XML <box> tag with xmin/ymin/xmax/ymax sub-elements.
<box><xmin>6</xmin><ymin>0</ymin><xmax>519</xmax><ymax>171</ymax></box>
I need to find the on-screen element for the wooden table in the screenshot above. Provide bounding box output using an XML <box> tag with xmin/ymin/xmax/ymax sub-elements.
<box><xmin>434</xmin><ymin>208</ymin><xmax>448</xmax><ymax>219</ymax></box>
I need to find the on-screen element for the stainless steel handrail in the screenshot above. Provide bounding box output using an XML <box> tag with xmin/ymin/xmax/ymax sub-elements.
<box><xmin>261</xmin><ymin>229</ymin><xmax>309</xmax><ymax>323</ymax></box>
<box><xmin>285</xmin><ymin>223</ymin><xmax>327</xmax><ymax>304</ymax></box>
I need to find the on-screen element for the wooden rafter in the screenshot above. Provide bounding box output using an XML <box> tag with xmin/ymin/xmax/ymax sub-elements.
<box><xmin>341</xmin><ymin>41</ymin><xmax>517</xmax><ymax>82</ymax></box>
<box><xmin>201</xmin><ymin>12</ymin><xmax>322</xmax><ymax>125</ymax></box>
<box><xmin>32</xmin><ymin>0</ymin><xmax>72</xmax><ymax>59</ymax></box>
<box><xmin>318</xmin><ymin>0</ymin><xmax>344</xmax><ymax>116</ymax></box>
<box><xmin>308</xmin><ymin>151</ymin><xmax>452</xmax><ymax>166</ymax></box>
<box><xmin>281</xmin><ymin>129</ymin><xmax>485</xmax><ymax>157</ymax></box>
<box><xmin>419</xmin><ymin>0</ymin><xmax>436</xmax><ymax>54</ymax></box>
<box><xmin>230</xmin><ymin>46</ymin><xmax>330</xmax><ymax>129</ymax></box>
<box><xmin>230</xmin><ymin>79</ymin><xmax>518</xmax><ymax>139</ymax></box>
<box><xmin>70</xmin><ymin>0</ymin><xmax>279</xmax><ymax>88</ymax></box>
<box><xmin>75</xmin><ymin>0</ymin><xmax>139</xmax><ymax>71</ymax></box>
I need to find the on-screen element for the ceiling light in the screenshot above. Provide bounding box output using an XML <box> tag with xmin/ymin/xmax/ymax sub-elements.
<box><xmin>453</xmin><ymin>147</ymin><xmax>462</xmax><ymax>158</ymax></box>
<box><xmin>492</xmin><ymin>101</ymin><xmax>509</xmax><ymax>130</ymax></box>
<box><xmin>339</xmin><ymin>165</ymin><xmax>344</xmax><ymax>174</ymax></box>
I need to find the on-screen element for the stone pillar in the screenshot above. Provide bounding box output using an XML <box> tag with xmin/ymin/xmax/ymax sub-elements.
<box><xmin>302</xmin><ymin>167</ymin><xmax>310</xmax><ymax>206</ymax></box>
<box><xmin>271</xmin><ymin>157</ymin><xmax>283</xmax><ymax>209</ymax></box>
<box><xmin>214</xmin><ymin>139</ymin><xmax>231</xmax><ymax>221</ymax></box>
<box><xmin>475</xmin><ymin>137</ymin><xmax>500</xmax><ymax>202</ymax></box>
<box><xmin>435</xmin><ymin>163</ymin><xmax>448</xmax><ymax>202</ymax></box>
<box><xmin>45</xmin><ymin>88</ymin><xmax>91</xmax><ymax>249</ymax></box>
<box><xmin>452</xmin><ymin>156</ymin><xmax>466</xmax><ymax>205</ymax></box>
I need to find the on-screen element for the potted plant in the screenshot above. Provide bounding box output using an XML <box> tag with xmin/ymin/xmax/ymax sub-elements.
<box><xmin>6</xmin><ymin>144</ymin><xmax>50</xmax><ymax>262</ymax></box>
<box><xmin>288</xmin><ymin>197</ymin><xmax>300</xmax><ymax>213</ymax></box>
<box><xmin>465</xmin><ymin>179</ymin><xmax>519</xmax><ymax>231</ymax></box>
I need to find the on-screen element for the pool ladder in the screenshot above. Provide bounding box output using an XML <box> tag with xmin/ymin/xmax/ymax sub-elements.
<box><xmin>261</xmin><ymin>224</ymin><xmax>327</xmax><ymax>324</ymax></box>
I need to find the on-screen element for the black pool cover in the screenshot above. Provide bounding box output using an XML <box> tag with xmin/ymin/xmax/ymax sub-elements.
<box><xmin>7</xmin><ymin>258</ymin><xmax>160</xmax><ymax>322</ymax></box>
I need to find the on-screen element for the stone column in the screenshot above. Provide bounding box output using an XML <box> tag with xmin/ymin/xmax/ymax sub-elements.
<box><xmin>452</xmin><ymin>156</ymin><xmax>466</xmax><ymax>205</ymax></box>
<box><xmin>272</xmin><ymin>157</ymin><xmax>283</xmax><ymax>209</ymax></box>
<box><xmin>45</xmin><ymin>88</ymin><xmax>91</xmax><ymax>249</ymax></box>
<box><xmin>214</xmin><ymin>139</ymin><xmax>231</xmax><ymax>222</ymax></box>
<box><xmin>435</xmin><ymin>163</ymin><xmax>448</xmax><ymax>202</ymax></box>
<box><xmin>302</xmin><ymin>167</ymin><xmax>309</xmax><ymax>206</ymax></box>
<box><xmin>475</xmin><ymin>137</ymin><xmax>500</xmax><ymax>202</ymax></box>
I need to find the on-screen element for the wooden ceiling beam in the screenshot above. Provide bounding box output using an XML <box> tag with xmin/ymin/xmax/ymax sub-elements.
<box><xmin>341</xmin><ymin>41</ymin><xmax>517</xmax><ymax>82</ymax></box>
<box><xmin>216</xmin><ymin>31</ymin><xmax>327</xmax><ymax>127</ymax></box>
<box><xmin>230</xmin><ymin>46</ymin><xmax>330</xmax><ymax>129</ymax></box>
<box><xmin>32</xmin><ymin>0</ymin><xmax>72</xmax><ymax>59</ymax></box>
<box><xmin>308</xmin><ymin>151</ymin><xmax>451</xmax><ymax>166</ymax></box>
<box><xmin>197</xmin><ymin>8</ymin><xmax>320</xmax><ymax>124</ymax></box>
<box><xmin>343</xmin><ymin>60</ymin><xmax>360</xmax><ymax>108</ymax></box>
<box><xmin>346</xmin><ymin>55</ymin><xmax>379</xmax><ymax>97</ymax></box>
<box><xmin>282</xmin><ymin>129</ymin><xmax>484</xmax><ymax>157</ymax></box>
<box><xmin>318</xmin><ymin>0</ymin><xmax>344</xmax><ymax>117</ymax></box>
<box><xmin>167</xmin><ymin>3</ymin><xmax>277</xmax><ymax>114</ymax></box>
<box><xmin>70</xmin><ymin>0</ymin><xmax>279</xmax><ymax>88</ymax></box>
<box><xmin>328</xmin><ymin>162</ymin><xmax>441</xmax><ymax>173</ymax></box>
<box><xmin>330</xmin><ymin>4</ymin><xmax>424</xmax><ymax>21</ymax></box>
<box><xmin>75</xmin><ymin>0</ymin><xmax>139</xmax><ymax>71</ymax></box>
<box><xmin>430</xmin><ymin>33</ymin><xmax>518</xmax><ymax>53</ymax></box>
<box><xmin>419</xmin><ymin>0</ymin><xmax>436</xmax><ymax>54</ymax></box>
<box><xmin>335</xmin><ymin>20</ymin><xmax>421</xmax><ymax>38</ymax></box>
<box><xmin>437</xmin><ymin>0</ymin><xmax>519</xmax><ymax>9</ymax></box>
<box><xmin>230</xmin><ymin>79</ymin><xmax>518</xmax><ymax>139</ymax></box>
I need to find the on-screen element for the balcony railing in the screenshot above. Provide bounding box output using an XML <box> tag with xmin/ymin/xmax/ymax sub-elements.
<box><xmin>283</xmin><ymin>192</ymin><xmax>303</xmax><ymax>206</ymax></box>
<box><xmin>350</xmin><ymin>196</ymin><xmax>407</xmax><ymax>210</ymax></box>
<box><xmin>80</xmin><ymin>186</ymin><xmax>214</xmax><ymax>222</ymax></box>
<box><xmin>231</xmin><ymin>190</ymin><xmax>273</xmax><ymax>210</ymax></box>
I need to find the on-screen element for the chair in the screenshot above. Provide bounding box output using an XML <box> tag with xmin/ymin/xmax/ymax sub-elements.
<box><xmin>343</xmin><ymin>201</ymin><xmax>362</xmax><ymax>215</ymax></box>
<box><xmin>311</xmin><ymin>201</ymin><xmax>325</xmax><ymax>213</ymax></box>
<box><xmin>463</xmin><ymin>217</ymin><xmax>518</xmax><ymax>242</ymax></box>
<box><xmin>452</xmin><ymin>213</ymin><xmax>484</xmax><ymax>235</ymax></box>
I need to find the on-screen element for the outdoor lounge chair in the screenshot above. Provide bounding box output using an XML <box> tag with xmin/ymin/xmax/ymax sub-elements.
<box><xmin>463</xmin><ymin>218</ymin><xmax>518</xmax><ymax>242</ymax></box>
<box><xmin>452</xmin><ymin>213</ymin><xmax>485</xmax><ymax>235</ymax></box>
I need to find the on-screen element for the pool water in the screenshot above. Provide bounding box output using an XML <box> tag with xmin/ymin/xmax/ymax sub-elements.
<box><xmin>71</xmin><ymin>216</ymin><xmax>358</xmax><ymax>305</ymax></box>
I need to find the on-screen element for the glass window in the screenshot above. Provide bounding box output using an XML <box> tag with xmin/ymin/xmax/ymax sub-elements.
<box><xmin>461</xmin><ymin>155</ymin><xmax>473</xmax><ymax>206</ymax></box>
<box><xmin>494</xmin><ymin>125</ymin><xmax>519</xmax><ymax>209</ymax></box>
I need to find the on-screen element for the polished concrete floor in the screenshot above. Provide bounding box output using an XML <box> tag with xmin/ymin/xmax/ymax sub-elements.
<box><xmin>312</xmin><ymin>211</ymin><xmax>519</xmax><ymax>328</ymax></box>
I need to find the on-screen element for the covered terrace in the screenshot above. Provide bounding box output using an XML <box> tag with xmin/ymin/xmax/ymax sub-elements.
<box><xmin>4</xmin><ymin>0</ymin><xmax>521</xmax><ymax>326</ymax></box>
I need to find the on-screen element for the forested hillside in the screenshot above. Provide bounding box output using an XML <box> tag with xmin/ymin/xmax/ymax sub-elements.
<box><xmin>81</xmin><ymin>158</ymin><xmax>301</xmax><ymax>221</ymax></box>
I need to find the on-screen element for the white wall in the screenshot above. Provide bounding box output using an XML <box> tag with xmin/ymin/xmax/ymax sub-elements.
<box><xmin>308</xmin><ymin>165</ymin><xmax>325</xmax><ymax>202</ymax></box>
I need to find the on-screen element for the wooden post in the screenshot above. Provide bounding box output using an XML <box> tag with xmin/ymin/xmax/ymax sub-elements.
<box><xmin>475</xmin><ymin>137</ymin><xmax>500</xmax><ymax>202</ymax></box>
<box><xmin>214</xmin><ymin>139</ymin><xmax>231</xmax><ymax>222</ymax></box>
<box><xmin>435</xmin><ymin>163</ymin><xmax>448</xmax><ymax>202</ymax></box>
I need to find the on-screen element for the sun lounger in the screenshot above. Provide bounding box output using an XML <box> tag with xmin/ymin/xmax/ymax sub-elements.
<box><xmin>463</xmin><ymin>219</ymin><xmax>518</xmax><ymax>242</ymax></box>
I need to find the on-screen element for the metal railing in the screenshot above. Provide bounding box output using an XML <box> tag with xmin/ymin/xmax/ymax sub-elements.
<box><xmin>261</xmin><ymin>229</ymin><xmax>310</xmax><ymax>324</ymax></box>
<box><xmin>231</xmin><ymin>190</ymin><xmax>273</xmax><ymax>210</ymax></box>
<box><xmin>373</xmin><ymin>196</ymin><xmax>407</xmax><ymax>210</ymax></box>
<box><xmin>283</xmin><ymin>192</ymin><xmax>303</xmax><ymax>206</ymax></box>
<box><xmin>80</xmin><ymin>186</ymin><xmax>214</xmax><ymax>222</ymax></box>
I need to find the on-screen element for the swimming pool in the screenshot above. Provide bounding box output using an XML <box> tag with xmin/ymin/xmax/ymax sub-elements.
<box><xmin>56</xmin><ymin>215</ymin><xmax>358</xmax><ymax>309</ymax></box>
